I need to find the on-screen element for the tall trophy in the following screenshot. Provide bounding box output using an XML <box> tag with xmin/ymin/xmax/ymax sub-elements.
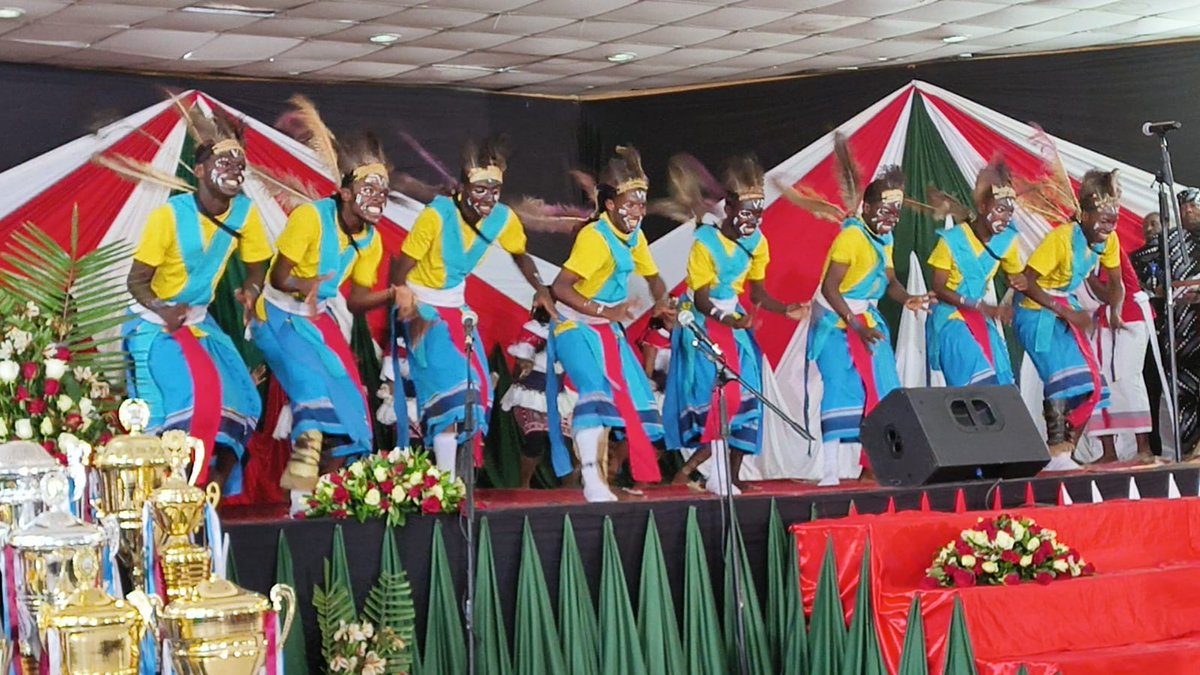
<box><xmin>89</xmin><ymin>400</ymin><xmax>177</xmax><ymax>588</ymax></box>
<box><xmin>0</xmin><ymin>440</ymin><xmax>67</xmax><ymax>533</ymax></box>
<box><xmin>38</xmin><ymin>587</ymin><xmax>143</xmax><ymax>675</ymax></box>
<box><xmin>147</xmin><ymin>429</ymin><xmax>215</xmax><ymax>603</ymax></box>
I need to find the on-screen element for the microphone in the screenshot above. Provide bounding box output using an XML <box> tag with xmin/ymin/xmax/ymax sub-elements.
<box><xmin>462</xmin><ymin>310</ymin><xmax>478</xmax><ymax>347</ymax></box>
<box><xmin>1143</xmin><ymin>120</ymin><xmax>1182</xmax><ymax>136</ymax></box>
<box><xmin>677</xmin><ymin>310</ymin><xmax>722</xmax><ymax>357</ymax></box>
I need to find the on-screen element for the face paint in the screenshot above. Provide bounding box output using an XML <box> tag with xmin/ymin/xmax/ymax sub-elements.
<box><xmin>867</xmin><ymin>200</ymin><xmax>900</xmax><ymax>235</ymax></box>
<box><xmin>613</xmin><ymin>189</ymin><xmax>647</xmax><ymax>233</ymax></box>
<box><xmin>353</xmin><ymin>173</ymin><xmax>388</xmax><ymax>223</ymax></box>
<box><xmin>986</xmin><ymin>197</ymin><xmax>1015</xmax><ymax>234</ymax></box>
<box><xmin>1083</xmin><ymin>205</ymin><xmax>1118</xmax><ymax>243</ymax></box>
<box><xmin>466</xmin><ymin>182</ymin><xmax>501</xmax><ymax>218</ymax></box>
<box><xmin>209</xmin><ymin>152</ymin><xmax>246</xmax><ymax>196</ymax></box>
<box><xmin>733</xmin><ymin>198</ymin><xmax>765</xmax><ymax>237</ymax></box>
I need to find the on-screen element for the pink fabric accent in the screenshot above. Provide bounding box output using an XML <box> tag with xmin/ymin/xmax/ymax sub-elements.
<box><xmin>310</xmin><ymin>313</ymin><xmax>371</xmax><ymax>429</ymax></box>
<box><xmin>435</xmin><ymin>307</ymin><xmax>488</xmax><ymax>467</ymax></box>
<box><xmin>959</xmin><ymin>306</ymin><xmax>994</xmax><ymax>366</ymax></box>
<box><xmin>5</xmin><ymin>547</ymin><xmax>23</xmax><ymax>675</ymax></box>
<box><xmin>596</xmin><ymin>328</ymin><xmax>661</xmax><ymax>483</ymax></box>
<box><xmin>264</xmin><ymin>611</ymin><xmax>279</xmax><ymax>675</ymax></box>
<box><xmin>172</xmin><ymin>328</ymin><xmax>222</xmax><ymax>485</ymax></box>
<box><xmin>845</xmin><ymin>316</ymin><xmax>880</xmax><ymax>469</ymax></box>
<box><xmin>1051</xmin><ymin>297</ymin><xmax>1104</xmax><ymax>430</ymax></box>
<box><xmin>701</xmin><ymin>320</ymin><xmax>742</xmax><ymax>444</ymax></box>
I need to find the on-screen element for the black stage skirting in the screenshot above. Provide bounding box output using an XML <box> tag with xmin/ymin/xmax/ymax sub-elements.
<box><xmin>225</xmin><ymin>465</ymin><xmax>1196</xmax><ymax>668</ymax></box>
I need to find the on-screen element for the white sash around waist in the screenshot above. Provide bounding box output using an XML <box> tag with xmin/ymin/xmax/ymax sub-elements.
<box><xmin>131</xmin><ymin>301</ymin><xmax>208</xmax><ymax>328</ymax></box>
<box><xmin>814</xmin><ymin>292</ymin><xmax>873</xmax><ymax>316</ymax></box>
<box><xmin>409</xmin><ymin>282</ymin><xmax>466</xmax><ymax>308</ymax></box>
<box><xmin>263</xmin><ymin>283</ymin><xmax>328</xmax><ymax>316</ymax></box>
<box><xmin>556</xmin><ymin>300</ymin><xmax>611</xmax><ymax>326</ymax></box>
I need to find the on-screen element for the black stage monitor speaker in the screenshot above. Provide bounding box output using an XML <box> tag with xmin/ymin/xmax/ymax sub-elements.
<box><xmin>860</xmin><ymin>386</ymin><xmax>1049</xmax><ymax>487</ymax></box>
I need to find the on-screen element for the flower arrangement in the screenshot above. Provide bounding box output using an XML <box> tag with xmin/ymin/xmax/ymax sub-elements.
<box><xmin>327</xmin><ymin>620</ymin><xmax>407</xmax><ymax>675</ymax></box>
<box><xmin>304</xmin><ymin>448</ymin><xmax>465</xmax><ymax>526</ymax></box>
<box><xmin>923</xmin><ymin>513</ymin><xmax>1096</xmax><ymax>588</ymax></box>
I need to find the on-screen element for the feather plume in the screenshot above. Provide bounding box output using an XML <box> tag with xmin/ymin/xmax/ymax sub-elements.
<box><xmin>509</xmin><ymin>197</ymin><xmax>590</xmax><ymax>233</ymax></box>
<box><xmin>276</xmin><ymin>95</ymin><xmax>339</xmax><ymax>182</ymax></box>
<box><xmin>569</xmin><ymin>169</ymin><xmax>598</xmax><ymax>208</ymax></box>
<box><xmin>925</xmin><ymin>185</ymin><xmax>972</xmax><ymax>222</ymax></box>
<box><xmin>722</xmin><ymin>154</ymin><xmax>765</xmax><ymax>199</ymax></box>
<box><xmin>1028</xmin><ymin>123</ymin><xmax>1080</xmax><ymax>218</ymax></box>
<box><xmin>650</xmin><ymin>153</ymin><xmax>723</xmax><ymax>223</ymax></box>
<box><xmin>833</xmin><ymin>132</ymin><xmax>861</xmax><ymax>213</ymax></box>
<box><xmin>398</xmin><ymin>130</ymin><xmax>456</xmax><ymax>187</ymax></box>
<box><xmin>770</xmin><ymin>177</ymin><xmax>843</xmax><ymax>223</ymax></box>
<box><xmin>248</xmin><ymin>166</ymin><xmax>322</xmax><ymax>212</ymax></box>
<box><xmin>390</xmin><ymin>172</ymin><xmax>450</xmax><ymax>206</ymax></box>
<box><xmin>91</xmin><ymin>153</ymin><xmax>194</xmax><ymax>193</ymax></box>
<box><xmin>614</xmin><ymin>145</ymin><xmax>644</xmax><ymax>178</ymax></box>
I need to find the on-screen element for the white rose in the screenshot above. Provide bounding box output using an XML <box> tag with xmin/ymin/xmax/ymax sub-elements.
<box><xmin>1010</xmin><ymin>521</ymin><xmax>1026</xmax><ymax>540</ymax></box>
<box><xmin>960</xmin><ymin>554</ymin><xmax>976</xmax><ymax>568</ymax></box>
<box><xmin>57</xmin><ymin>432</ymin><xmax>79</xmax><ymax>452</ymax></box>
<box><xmin>80</xmin><ymin>417</ymin><xmax>93</xmax><ymax>432</ymax></box>
<box><xmin>427</xmin><ymin>484</ymin><xmax>444</xmax><ymax>500</ymax></box>
<box><xmin>0</xmin><ymin>360</ymin><xmax>18</xmax><ymax>383</ymax></box>
<box><xmin>89</xmin><ymin>381</ymin><xmax>110</xmax><ymax>399</ymax></box>
<box><xmin>364</xmin><ymin>489</ymin><xmax>381</xmax><ymax>506</ymax></box>
<box><xmin>24</xmin><ymin>301</ymin><xmax>38</xmax><ymax>318</ymax></box>
<box><xmin>391</xmin><ymin>485</ymin><xmax>405</xmax><ymax>502</ymax></box>
<box><xmin>994</xmin><ymin>531</ymin><xmax>1015</xmax><ymax>551</ymax></box>
<box><xmin>44</xmin><ymin>358</ymin><xmax>68</xmax><ymax>381</ymax></box>
<box><xmin>373</xmin><ymin>466</ymin><xmax>389</xmax><ymax>482</ymax></box>
<box><xmin>1019</xmin><ymin>555</ymin><xmax>1033</xmax><ymax>567</ymax></box>
<box><xmin>1025</xmin><ymin>537</ymin><xmax>1040</xmax><ymax>552</ymax></box>
<box><xmin>78</xmin><ymin>397</ymin><xmax>94</xmax><ymax>417</ymax></box>
<box><xmin>981</xmin><ymin>561</ymin><xmax>999</xmax><ymax>574</ymax></box>
<box><xmin>349</xmin><ymin>462</ymin><xmax>366</xmax><ymax>477</ymax></box>
<box><xmin>1052</xmin><ymin>559</ymin><xmax>1069</xmax><ymax>573</ymax></box>
<box><xmin>40</xmin><ymin>417</ymin><xmax>54</xmax><ymax>436</ymax></box>
<box><xmin>72</xmin><ymin>366</ymin><xmax>95</xmax><ymax>384</ymax></box>
<box><xmin>965</xmin><ymin>530</ymin><xmax>988</xmax><ymax>547</ymax></box>
<box><xmin>56</xmin><ymin>394</ymin><xmax>74</xmax><ymax>413</ymax></box>
<box><xmin>14</xmin><ymin>418</ymin><xmax>32</xmax><ymax>439</ymax></box>
<box><xmin>0</xmin><ymin>418</ymin><xmax>7</xmax><ymax>437</ymax></box>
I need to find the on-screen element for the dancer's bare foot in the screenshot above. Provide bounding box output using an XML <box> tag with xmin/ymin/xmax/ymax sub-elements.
<box><xmin>671</xmin><ymin>470</ymin><xmax>692</xmax><ymax>486</ymax></box>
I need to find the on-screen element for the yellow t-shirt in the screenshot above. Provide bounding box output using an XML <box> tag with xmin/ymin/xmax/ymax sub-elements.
<box><xmin>273</xmin><ymin>202</ymin><xmax>383</xmax><ymax>289</ymax></box>
<box><xmin>133</xmin><ymin>198</ymin><xmax>272</xmax><ymax>302</ymax></box>
<box><xmin>927</xmin><ymin>223</ymin><xmax>1024</xmax><ymax>290</ymax></box>
<box><xmin>400</xmin><ymin>201</ymin><xmax>526</xmax><ymax>289</ymax></box>
<box><xmin>686</xmin><ymin>229</ymin><xmax>770</xmax><ymax>295</ymax></box>
<box><xmin>820</xmin><ymin>224</ymin><xmax>893</xmax><ymax>327</ymax></box>
<box><xmin>562</xmin><ymin>216</ymin><xmax>658</xmax><ymax>300</ymax></box>
<box><xmin>1019</xmin><ymin>223</ymin><xmax>1120</xmax><ymax>309</ymax></box>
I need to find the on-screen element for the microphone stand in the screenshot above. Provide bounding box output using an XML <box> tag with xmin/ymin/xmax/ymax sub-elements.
<box><xmin>1152</xmin><ymin>131</ymin><xmax>1185</xmax><ymax>463</ymax></box>
<box><xmin>688</xmin><ymin>331</ymin><xmax>813</xmax><ymax>675</ymax></box>
<box><xmin>459</xmin><ymin>321</ymin><xmax>479</xmax><ymax>675</ymax></box>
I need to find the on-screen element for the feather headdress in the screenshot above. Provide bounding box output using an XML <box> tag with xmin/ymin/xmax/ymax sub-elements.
<box><xmin>1078</xmin><ymin>168</ymin><xmax>1121</xmax><ymax>212</ymax></box>
<box><xmin>275</xmin><ymin>94</ymin><xmax>339</xmax><ymax>181</ymax></box>
<box><xmin>600</xmin><ymin>144</ymin><xmax>648</xmax><ymax>195</ymax></box>
<box><xmin>1016</xmin><ymin>124</ymin><xmax>1080</xmax><ymax>223</ymax></box>
<box><xmin>462</xmin><ymin>136</ymin><xmax>509</xmax><ymax>185</ymax></box>
<box><xmin>723</xmin><ymin>154</ymin><xmax>765</xmax><ymax>202</ymax></box>
<box><xmin>773</xmin><ymin>132</ymin><xmax>862</xmax><ymax>222</ymax></box>
<box><xmin>649</xmin><ymin>153</ymin><xmax>723</xmax><ymax>223</ymax></box>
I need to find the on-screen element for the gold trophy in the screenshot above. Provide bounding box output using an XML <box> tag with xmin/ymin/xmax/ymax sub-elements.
<box><xmin>8</xmin><ymin>474</ymin><xmax>106</xmax><ymax>669</ymax></box>
<box><xmin>0</xmin><ymin>440</ymin><xmax>66</xmax><ymax>532</ymax></box>
<box><xmin>148</xmin><ymin>429</ymin><xmax>215</xmax><ymax>603</ymax></box>
<box><xmin>159</xmin><ymin>578</ymin><xmax>296</xmax><ymax>675</ymax></box>
<box><xmin>89</xmin><ymin>400</ymin><xmax>177</xmax><ymax>588</ymax></box>
<box><xmin>38</xmin><ymin>587</ymin><xmax>143</xmax><ymax>675</ymax></box>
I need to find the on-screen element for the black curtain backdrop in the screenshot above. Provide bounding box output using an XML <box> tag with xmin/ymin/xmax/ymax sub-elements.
<box><xmin>3</xmin><ymin>39</ymin><xmax>1200</xmax><ymax>261</ymax></box>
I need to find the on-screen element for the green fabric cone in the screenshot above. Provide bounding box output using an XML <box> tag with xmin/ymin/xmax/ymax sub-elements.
<box><xmin>897</xmin><ymin>595</ymin><xmax>928</xmax><ymax>675</ymax></box>
<box><xmin>808</xmin><ymin>536</ymin><xmax>846</xmax><ymax>675</ymax></box>
<box><xmin>779</xmin><ymin>508</ymin><xmax>809</xmax><ymax>674</ymax></box>
<box><xmin>558</xmin><ymin>515</ymin><xmax>601</xmax><ymax>675</ymax></box>
<box><xmin>513</xmin><ymin>517</ymin><xmax>567</xmax><ymax>674</ymax></box>
<box><xmin>811</xmin><ymin>502</ymin><xmax>819</xmax><ymax>521</ymax></box>
<box><xmin>723</xmin><ymin>517</ymin><xmax>774</xmax><ymax>675</ymax></box>
<box><xmin>423</xmin><ymin>521</ymin><xmax>466</xmax><ymax>674</ymax></box>
<box><xmin>683</xmin><ymin>507</ymin><xmax>726</xmax><ymax>675</ymax></box>
<box><xmin>766</xmin><ymin>500</ymin><xmax>788</xmax><ymax>666</ymax></box>
<box><xmin>330</xmin><ymin>524</ymin><xmax>353</xmax><ymax>599</ymax></box>
<box><xmin>942</xmin><ymin>596</ymin><xmax>979</xmax><ymax>675</ymax></box>
<box><xmin>599</xmin><ymin>516</ymin><xmax>648</xmax><ymax>675</ymax></box>
<box><xmin>637</xmin><ymin>512</ymin><xmax>686</xmax><ymax>674</ymax></box>
<box><xmin>474</xmin><ymin>518</ymin><xmax>512</xmax><ymax>675</ymax></box>
<box><xmin>350</xmin><ymin>313</ymin><xmax>390</xmax><ymax>446</ymax></box>
<box><xmin>273</xmin><ymin>531</ymin><xmax>309</xmax><ymax>675</ymax></box>
<box><xmin>840</xmin><ymin>540</ymin><xmax>885</xmax><ymax>675</ymax></box>
<box><xmin>1015</xmin><ymin>666</ymin><xmax>1029</xmax><ymax>675</ymax></box>
<box><xmin>225</xmin><ymin>541</ymin><xmax>240</xmax><ymax>586</ymax></box>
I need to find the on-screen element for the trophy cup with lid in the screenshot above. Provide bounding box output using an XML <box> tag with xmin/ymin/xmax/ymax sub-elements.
<box><xmin>148</xmin><ymin>429</ymin><xmax>214</xmax><ymax>603</ymax></box>
<box><xmin>38</xmin><ymin>586</ymin><xmax>143</xmax><ymax>674</ymax></box>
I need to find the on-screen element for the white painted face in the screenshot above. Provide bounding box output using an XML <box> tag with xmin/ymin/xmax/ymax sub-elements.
<box><xmin>986</xmin><ymin>197</ymin><xmax>1015</xmax><ymax>234</ymax></box>
<box><xmin>351</xmin><ymin>173</ymin><xmax>388</xmax><ymax>223</ymax></box>
<box><xmin>208</xmin><ymin>150</ymin><xmax>245</xmax><ymax>196</ymax></box>
<box><xmin>867</xmin><ymin>199</ymin><xmax>901</xmax><ymax>235</ymax></box>
<box><xmin>612</xmin><ymin>189</ymin><xmax>647</xmax><ymax>233</ymax></box>
<box><xmin>466</xmin><ymin>181</ymin><xmax>502</xmax><ymax>218</ymax></box>
<box><xmin>733</xmin><ymin>198</ymin><xmax>765</xmax><ymax>237</ymax></box>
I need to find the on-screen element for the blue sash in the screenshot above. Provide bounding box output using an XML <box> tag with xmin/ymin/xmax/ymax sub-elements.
<box><xmin>694</xmin><ymin>225</ymin><xmax>761</xmax><ymax>301</ymax></box>
<box><xmin>928</xmin><ymin>223</ymin><xmax>1017</xmax><ymax>368</ymax></box>
<box><xmin>591</xmin><ymin>215</ymin><xmax>641</xmax><ymax>304</ymax></box>
<box><xmin>430</xmin><ymin>195</ymin><xmax>511</xmax><ymax>289</ymax></box>
<box><xmin>807</xmin><ymin>218</ymin><xmax>891</xmax><ymax>361</ymax></box>
<box><xmin>1025</xmin><ymin>223</ymin><xmax>1105</xmax><ymax>352</ymax></box>
<box><xmin>313</xmin><ymin>198</ymin><xmax>376</xmax><ymax>300</ymax></box>
<box><xmin>168</xmin><ymin>193</ymin><xmax>252</xmax><ymax>305</ymax></box>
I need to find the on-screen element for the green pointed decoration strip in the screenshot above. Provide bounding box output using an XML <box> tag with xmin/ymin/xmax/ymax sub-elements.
<box><xmin>600</xmin><ymin>516</ymin><xmax>648</xmax><ymax>675</ymax></box>
<box><xmin>423</xmin><ymin>521</ymin><xmax>466</xmax><ymax>674</ymax></box>
<box><xmin>473</xmin><ymin>518</ymin><xmax>512</xmax><ymax>675</ymax></box>
<box><xmin>765</xmin><ymin>500</ymin><xmax>788</xmax><ymax>666</ymax></box>
<box><xmin>513</xmin><ymin>518</ymin><xmax>566</xmax><ymax>674</ymax></box>
<box><xmin>558</xmin><ymin>515</ymin><xmax>601</xmax><ymax>675</ymax></box>
<box><xmin>683</xmin><ymin>507</ymin><xmax>726</xmax><ymax>674</ymax></box>
<box><xmin>942</xmin><ymin>596</ymin><xmax>980</xmax><ymax>675</ymax></box>
<box><xmin>363</xmin><ymin>525</ymin><xmax>418</xmax><ymax>675</ymax></box>
<box><xmin>897</xmin><ymin>595</ymin><xmax>928</xmax><ymax>675</ymax></box>
<box><xmin>330</xmin><ymin>523</ymin><xmax>353</xmax><ymax>599</ymax></box>
<box><xmin>637</xmin><ymin>512</ymin><xmax>686</xmax><ymax>674</ymax></box>
<box><xmin>723</xmin><ymin>517</ymin><xmax>774</xmax><ymax>675</ymax></box>
<box><xmin>274</xmin><ymin>531</ymin><xmax>309</xmax><ymax>675</ymax></box>
<box><xmin>778</xmin><ymin>507</ymin><xmax>809</xmax><ymax>674</ymax></box>
<box><xmin>840</xmin><ymin>539</ymin><xmax>885</xmax><ymax>675</ymax></box>
<box><xmin>1015</xmin><ymin>666</ymin><xmax>1029</xmax><ymax>675</ymax></box>
<box><xmin>809</xmin><ymin>535</ymin><xmax>846</xmax><ymax>675</ymax></box>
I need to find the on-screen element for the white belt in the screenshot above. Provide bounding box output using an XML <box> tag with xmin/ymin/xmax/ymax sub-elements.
<box><xmin>556</xmin><ymin>300</ymin><xmax>610</xmax><ymax>326</ymax></box>
<box><xmin>130</xmin><ymin>301</ymin><xmax>208</xmax><ymax>327</ymax></box>
<box><xmin>815</xmin><ymin>292</ymin><xmax>872</xmax><ymax>315</ymax></box>
<box><xmin>263</xmin><ymin>283</ymin><xmax>327</xmax><ymax>316</ymax></box>
<box><xmin>409</xmin><ymin>282</ymin><xmax>466</xmax><ymax>308</ymax></box>
<box><xmin>710</xmin><ymin>296</ymin><xmax>738</xmax><ymax>314</ymax></box>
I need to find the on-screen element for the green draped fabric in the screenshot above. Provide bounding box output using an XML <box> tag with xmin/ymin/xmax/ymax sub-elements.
<box><xmin>942</xmin><ymin>597</ymin><xmax>980</xmax><ymax>675</ymax></box>
<box><xmin>423</xmin><ymin>522</ymin><xmax>466</xmax><ymax>674</ymax></box>
<box><xmin>599</xmin><ymin>516</ymin><xmax>647</xmax><ymax>675</ymax></box>
<box><xmin>513</xmin><ymin>518</ymin><xmax>567</xmax><ymax>674</ymax></box>
<box><xmin>723</xmin><ymin>518</ymin><xmax>774</xmax><ymax>675</ymax></box>
<box><xmin>682</xmin><ymin>507</ymin><xmax>726</xmax><ymax>675</ymax></box>
<box><xmin>809</xmin><ymin>537</ymin><xmax>846</xmax><ymax>675</ymax></box>
<box><xmin>475</xmin><ymin>518</ymin><xmax>513</xmax><ymax>675</ymax></box>
<box><xmin>897</xmin><ymin>595</ymin><xmax>929</xmax><ymax>675</ymax></box>
<box><xmin>637</xmin><ymin>513</ymin><xmax>686</xmax><ymax>674</ymax></box>
<box><xmin>558</xmin><ymin>514</ymin><xmax>602</xmax><ymax>675</ymax></box>
<box><xmin>273</xmin><ymin>531</ymin><xmax>309</xmax><ymax>675</ymax></box>
<box><xmin>840</xmin><ymin>540</ymin><xmax>886</xmax><ymax>675</ymax></box>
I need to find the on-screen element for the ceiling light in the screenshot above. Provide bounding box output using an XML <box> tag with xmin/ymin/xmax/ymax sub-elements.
<box><xmin>369</xmin><ymin>33</ymin><xmax>401</xmax><ymax>44</ymax></box>
<box><xmin>606</xmin><ymin>52</ymin><xmax>637</xmax><ymax>63</ymax></box>
<box><xmin>942</xmin><ymin>34</ymin><xmax>969</xmax><ymax>44</ymax></box>
<box><xmin>0</xmin><ymin>7</ymin><xmax>24</xmax><ymax>19</ymax></box>
<box><xmin>182</xmin><ymin>51</ymin><xmax>194</xmax><ymax>60</ymax></box>
<box><xmin>837</xmin><ymin>66</ymin><xmax>859</xmax><ymax>71</ymax></box>
<box><xmin>958</xmin><ymin>52</ymin><xmax>973</xmax><ymax>59</ymax></box>
<box><xmin>433</xmin><ymin>63</ymin><xmax>500</xmax><ymax>72</ymax></box>
<box><xmin>181</xmin><ymin>4</ymin><xmax>278</xmax><ymax>18</ymax></box>
<box><xmin>876</xmin><ymin>57</ymin><xmax>889</xmax><ymax>62</ymax></box>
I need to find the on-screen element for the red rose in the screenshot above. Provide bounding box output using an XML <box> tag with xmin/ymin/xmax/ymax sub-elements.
<box><xmin>329</xmin><ymin>473</ymin><xmax>344</xmax><ymax>486</ymax></box>
<box><xmin>920</xmin><ymin>576</ymin><xmax>940</xmax><ymax>589</ymax></box>
<box><xmin>1081</xmin><ymin>563</ymin><xmax>1096</xmax><ymax>576</ymax></box>
<box><xmin>974</xmin><ymin>564</ymin><xmax>988</xmax><ymax>576</ymax></box>
<box><xmin>408</xmin><ymin>486</ymin><xmax>422</xmax><ymax>499</ymax></box>
<box><xmin>307</xmin><ymin>498</ymin><xmax>320</xmax><ymax>508</ymax></box>
<box><xmin>1039</xmin><ymin>541</ymin><xmax>1055</xmax><ymax>556</ymax></box>
<box><xmin>423</xmin><ymin>474</ymin><xmax>439</xmax><ymax>488</ymax></box>
<box><xmin>1003</xmin><ymin>574</ymin><xmax>1020</xmax><ymax>586</ymax></box>
<box><xmin>954</xmin><ymin>540</ymin><xmax>973</xmax><ymax>556</ymax></box>
<box><xmin>395</xmin><ymin>462</ymin><xmax>406</xmax><ymax>473</ymax></box>
<box><xmin>15</xmin><ymin>386</ymin><xmax>29</xmax><ymax>402</ymax></box>
<box><xmin>55</xmin><ymin>347</ymin><xmax>70</xmax><ymax>360</ymax></box>
<box><xmin>379</xmin><ymin>499</ymin><xmax>390</xmax><ymax>511</ymax></box>
<box><xmin>41</xmin><ymin>441</ymin><xmax>55</xmax><ymax>453</ymax></box>
<box><xmin>99</xmin><ymin>432</ymin><xmax>113</xmax><ymax>445</ymax></box>
<box><xmin>1035</xmin><ymin>572</ymin><xmax>1054</xmax><ymax>585</ymax></box>
<box><xmin>64</xmin><ymin>412</ymin><xmax>82</xmax><ymax>430</ymax></box>
<box><xmin>21</xmin><ymin>363</ymin><xmax>37</xmax><ymax>380</ymax></box>
<box><xmin>380</xmin><ymin>480</ymin><xmax>394</xmax><ymax>494</ymax></box>
<box><xmin>421</xmin><ymin>496</ymin><xmax>441</xmax><ymax>514</ymax></box>
<box><xmin>332</xmin><ymin>486</ymin><xmax>350</xmax><ymax>504</ymax></box>
<box><xmin>1032</xmin><ymin>550</ymin><xmax>1048</xmax><ymax>565</ymax></box>
<box><xmin>28</xmin><ymin>399</ymin><xmax>45</xmax><ymax>415</ymax></box>
<box><xmin>1001</xmin><ymin>551</ymin><xmax>1020</xmax><ymax>564</ymax></box>
<box><xmin>951</xmin><ymin>568</ymin><xmax>976</xmax><ymax>587</ymax></box>
<box><xmin>331</xmin><ymin>509</ymin><xmax>348</xmax><ymax>519</ymax></box>
<box><xmin>982</xmin><ymin>521</ymin><xmax>998</xmax><ymax>536</ymax></box>
<box><xmin>43</xmin><ymin>380</ymin><xmax>60</xmax><ymax>396</ymax></box>
<box><xmin>293</xmin><ymin>511</ymin><xmax>307</xmax><ymax>519</ymax></box>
